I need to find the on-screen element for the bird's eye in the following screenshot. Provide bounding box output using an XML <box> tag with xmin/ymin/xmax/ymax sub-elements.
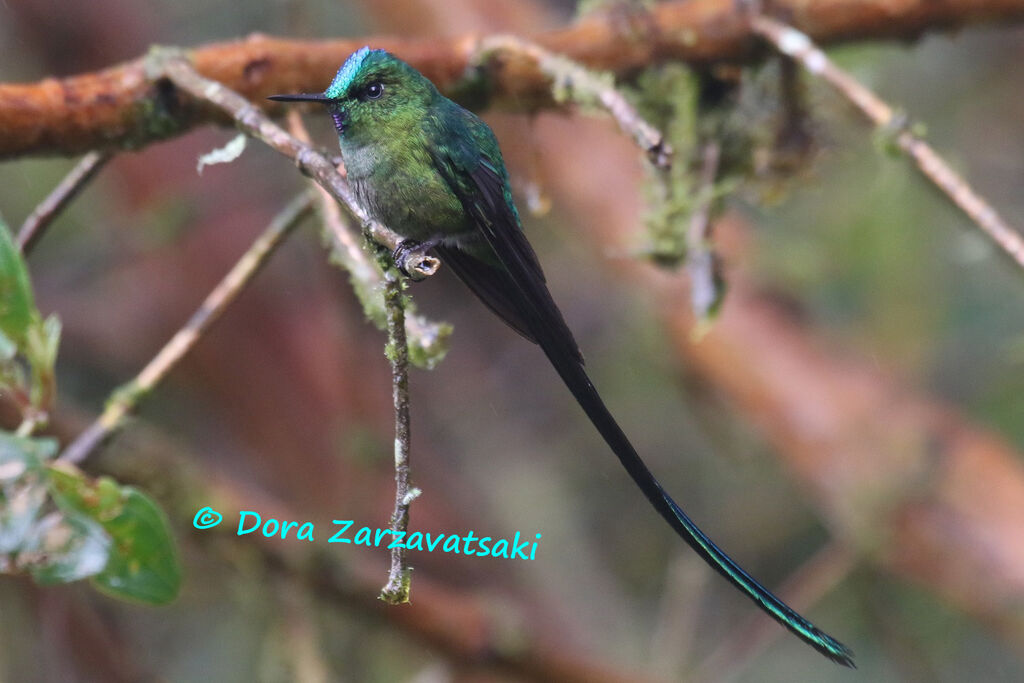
<box><xmin>365</xmin><ymin>82</ymin><xmax>384</xmax><ymax>100</ymax></box>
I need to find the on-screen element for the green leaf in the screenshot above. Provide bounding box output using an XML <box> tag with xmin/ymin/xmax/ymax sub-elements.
<box><xmin>91</xmin><ymin>487</ymin><xmax>181</xmax><ymax>604</ymax></box>
<box><xmin>48</xmin><ymin>466</ymin><xmax>181</xmax><ymax>604</ymax></box>
<box><xmin>0</xmin><ymin>218</ymin><xmax>59</xmax><ymax>414</ymax></box>
<box><xmin>0</xmin><ymin>218</ymin><xmax>37</xmax><ymax>348</ymax></box>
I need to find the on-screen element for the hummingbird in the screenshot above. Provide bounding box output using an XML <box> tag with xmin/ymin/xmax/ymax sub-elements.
<box><xmin>270</xmin><ymin>47</ymin><xmax>854</xmax><ymax>667</ymax></box>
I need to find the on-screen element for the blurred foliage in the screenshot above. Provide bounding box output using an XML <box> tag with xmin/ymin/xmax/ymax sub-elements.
<box><xmin>0</xmin><ymin>218</ymin><xmax>60</xmax><ymax>421</ymax></box>
<box><xmin>48</xmin><ymin>465</ymin><xmax>181</xmax><ymax>604</ymax></box>
<box><xmin>0</xmin><ymin>433</ymin><xmax>181</xmax><ymax>604</ymax></box>
<box><xmin>632</xmin><ymin>63</ymin><xmax>699</xmax><ymax>267</ymax></box>
<box><xmin>0</xmin><ymin>217</ymin><xmax>180</xmax><ymax>604</ymax></box>
<box><xmin>632</xmin><ymin>58</ymin><xmax>823</xmax><ymax>320</ymax></box>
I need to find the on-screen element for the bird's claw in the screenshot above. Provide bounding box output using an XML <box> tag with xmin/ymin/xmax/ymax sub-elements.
<box><xmin>392</xmin><ymin>239</ymin><xmax>441</xmax><ymax>280</ymax></box>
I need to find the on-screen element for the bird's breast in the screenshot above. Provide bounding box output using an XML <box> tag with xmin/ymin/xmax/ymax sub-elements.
<box><xmin>341</xmin><ymin>138</ymin><xmax>472</xmax><ymax>242</ymax></box>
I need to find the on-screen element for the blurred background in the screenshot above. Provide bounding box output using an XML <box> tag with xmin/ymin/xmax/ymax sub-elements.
<box><xmin>1</xmin><ymin>1</ymin><xmax>1024</xmax><ymax>681</ymax></box>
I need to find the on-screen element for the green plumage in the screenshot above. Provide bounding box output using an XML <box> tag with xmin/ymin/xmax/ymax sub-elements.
<box><xmin>269</xmin><ymin>48</ymin><xmax>854</xmax><ymax>667</ymax></box>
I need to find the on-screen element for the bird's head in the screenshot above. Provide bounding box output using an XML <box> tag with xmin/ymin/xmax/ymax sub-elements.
<box><xmin>268</xmin><ymin>47</ymin><xmax>438</xmax><ymax>141</ymax></box>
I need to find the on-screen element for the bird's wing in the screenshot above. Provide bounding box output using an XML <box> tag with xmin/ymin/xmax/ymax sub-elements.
<box><xmin>427</xmin><ymin>118</ymin><xmax>582</xmax><ymax>364</ymax></box>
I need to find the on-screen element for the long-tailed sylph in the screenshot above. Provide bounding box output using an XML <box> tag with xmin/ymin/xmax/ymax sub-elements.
<box><xmin>269</xmin><ymin>47</ymin><xmax>854</xmax><ymax>667</ymax></box>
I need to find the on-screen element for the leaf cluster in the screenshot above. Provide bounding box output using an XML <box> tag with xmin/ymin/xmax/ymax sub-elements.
<box><xmin>0</xmin><ymin>216</ymin><xmax>181</xmax><ymax>604</ymax></box>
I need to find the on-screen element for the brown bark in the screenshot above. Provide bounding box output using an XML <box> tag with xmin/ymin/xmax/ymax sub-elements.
<box><xmin>2</xmin><ymin>0</ymin><xmax>1024</xmax><ymax>158</ymax></box>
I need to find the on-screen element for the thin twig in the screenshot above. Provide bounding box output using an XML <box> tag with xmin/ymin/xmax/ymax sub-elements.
<box><xmin>686</xmin><ymin>140</ymin><xmax>722</xmax><ymax>320</ymax></box>
<box><xmin>59</xmin><ymin>193</ymin><xmax>313</xmax><ymax>465</ymax></box>
<box><xmin>17</xmin><ymin>151</ymin><xmax>111</xmax><ymax>254</ymax></box>
<box><xmin>380</xmin><ymin>274</ymin><xmax>419</xmax><ymax>604</ymax></box>
<box><xmin>476</xmin><ymin>35</ymin><xmax>672</xmax><ymax>168</ymax></box>
<box><xmin>155</xmin><ymin>51</ymin><xmax>439</xmax><ymax>280</ymax></box>
<box><xmin>748</xmin><ymin>12</ymin><xmax>1024</xmax><ymax>271</ymax></box>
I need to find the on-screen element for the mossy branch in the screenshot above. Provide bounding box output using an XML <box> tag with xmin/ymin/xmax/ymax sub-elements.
<box><xmin>379</xmin><ymin>275</ymin><xmax>420</xmax><ymax>604</ymax></box>
<box><xmin>475</xmin><ymin>35</ymin><xmax>671</xmax><ymax>168</ymax></box>
<box><xmin>3</xmin><ymin>1</ymin><xmax>1024</xmax><ymax>158</ymax></box>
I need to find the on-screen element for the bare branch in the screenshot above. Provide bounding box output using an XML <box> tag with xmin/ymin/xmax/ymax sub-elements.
<box><xmin>59</xmin><ymin>192</ymin><xmax>313</xmax><ymax>464</ymax></box>
<box><xmin>17</xmin><ymin>151</ymin><xmax>111</xmax><ymax>254</ymax></box>
<box><xmin>749</xmin><ymin>13</ymin><xmax>1024</xmax><ymax>271</ymax></box>
<box><xmin>3</xmin><ymin>0</ymin><xmax>1024</xmax><ymax>158</ymax></box>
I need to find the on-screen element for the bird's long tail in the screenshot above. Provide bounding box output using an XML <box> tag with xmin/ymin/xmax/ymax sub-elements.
<box><xmin>540</xmin><ymin>342</ymin><xmax>855</xmax><ymax>667</ymax></box>
<box><xmin>437</xmin><ymin>236</ymin><xmax>854</xmax><ymax>666</ymax></box>
<box><xmin>431</xmin><ymin>155</ymin><xmax>852</xmax><ymax>663</ymax></box>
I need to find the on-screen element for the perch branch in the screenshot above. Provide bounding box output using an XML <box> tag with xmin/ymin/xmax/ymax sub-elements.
<box><xmin>748</xmin><ymin>12</ymin><xmax>1024</xmax><ymax>271</ymax></box>
<box><xmin>379</xmin><ymin>275</ymin><xmax>419</xmax><ymax>604</ymax></box>
<box><xmin>17</xmin><ymin>151</ymin><xmax>112</xmax><ymax>254</ymax></box>
<box><xmin>59</xmin><ymin>192</ymin><xmax>313</xmax><ymax>465</ymax></box>
<box><xmin>288</xmin><ymin>110</ymin><xmax>422</xmax><ymax>605</ymax></box>
<box><xmin>3</xmin><ymin>0</ymin><xmax>1024</xmax><ymax>157</ymax></box>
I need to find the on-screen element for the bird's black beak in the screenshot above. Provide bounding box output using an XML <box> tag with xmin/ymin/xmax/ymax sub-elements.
<box><xmin>268</xmin><ymin>93</ymin><xmax>347</xmax><ymax>134</ymax></box>
<box><xmin>266</xmin><ymin>93</ymin><xmax>331</xmax><ymax>103</ymax></box>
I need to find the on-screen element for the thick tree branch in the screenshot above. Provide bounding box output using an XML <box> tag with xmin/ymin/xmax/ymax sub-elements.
<box><xmin>1</xmin><ymin>0</ymin><xmax>1023</xmax><ymax>158</ymax></box>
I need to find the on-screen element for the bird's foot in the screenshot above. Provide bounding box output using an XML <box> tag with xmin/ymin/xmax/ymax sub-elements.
<box><xmin>392</xmin><ymin>238</ymin><xmax>442</xmax><ymax>281</ymax></box>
